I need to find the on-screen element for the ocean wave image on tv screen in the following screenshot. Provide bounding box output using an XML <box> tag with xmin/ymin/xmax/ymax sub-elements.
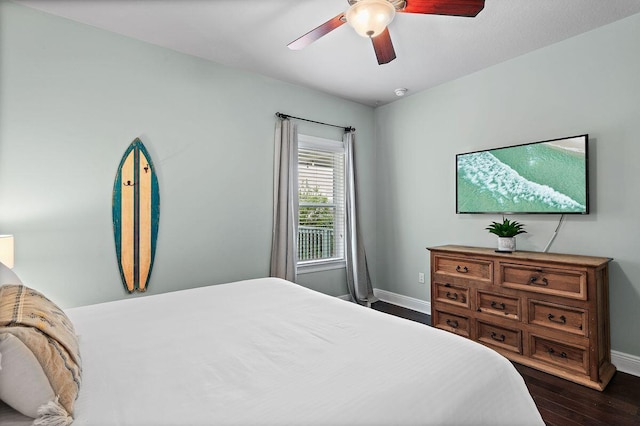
<box><xmin>457</xmin><ymin>141</ymin><xmax>587</xmax><ymax>213</ymax></box>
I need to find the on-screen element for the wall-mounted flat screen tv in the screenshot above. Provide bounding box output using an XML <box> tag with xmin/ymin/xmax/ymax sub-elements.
<box><xmin>456</xmin><ymin>134</ymin><xmax>589</xmax><ymax>214</ymax></box>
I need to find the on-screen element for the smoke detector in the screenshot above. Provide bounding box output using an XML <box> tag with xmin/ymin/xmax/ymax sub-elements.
<box><xmin>394</xmin><ymin>88</ymin><xmax>408</xmax><ymax>97</ymax></box>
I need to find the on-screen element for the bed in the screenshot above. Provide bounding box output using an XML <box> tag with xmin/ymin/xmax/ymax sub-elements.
<box><xmin>0</xmin><ymin>277</ymin><xmax>543</xmax><ymax>425</ymax></box>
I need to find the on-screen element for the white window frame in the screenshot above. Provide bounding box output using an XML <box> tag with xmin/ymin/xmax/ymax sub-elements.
<box><xmin>297</xmin><ymin>134</ymin><xmax>346</xmax><ymax>274</ymax></box>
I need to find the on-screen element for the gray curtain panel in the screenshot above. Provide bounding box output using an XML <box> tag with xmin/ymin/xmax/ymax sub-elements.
<box><xmin>344</xmin><ymin>131</ymin><xmax>375</xmax><ymax>305</ymax></box>
<box><xmin>270</xmin><ymin>119</ymin><xmax>298</xmax><ymax>282</ymax></box>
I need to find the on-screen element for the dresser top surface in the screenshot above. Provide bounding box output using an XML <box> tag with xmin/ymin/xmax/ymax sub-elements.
<box><xmin>428</xmin><ymin>245</ymin><xmax>612</xmax><ymax>268</ymax></box>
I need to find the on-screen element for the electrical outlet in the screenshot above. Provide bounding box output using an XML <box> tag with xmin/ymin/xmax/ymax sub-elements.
<box><xmin>418</xmin><ymin>272</ymin><xmax>425</xmax><ymax>284</ymax></box>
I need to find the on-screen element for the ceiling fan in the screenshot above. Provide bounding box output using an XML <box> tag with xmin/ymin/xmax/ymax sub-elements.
<box><xmin>288</xmin><ymin>0</ymin><xmax>485</xmax><ymax>65</ymax></box>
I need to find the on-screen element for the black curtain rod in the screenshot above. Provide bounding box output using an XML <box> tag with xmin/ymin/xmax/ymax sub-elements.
<box><xmin>275</xmin><ymin>112</ymin><xmax>355</xmax><ymax>132</ymax></box>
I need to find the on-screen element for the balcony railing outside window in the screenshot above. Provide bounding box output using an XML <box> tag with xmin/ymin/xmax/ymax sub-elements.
<box><xmin>298</xmin><ymin>226</ymin><xmax>335</xmax><ymax>261</ymax></box>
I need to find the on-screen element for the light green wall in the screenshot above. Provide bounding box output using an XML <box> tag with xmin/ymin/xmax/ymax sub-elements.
<box><xmin>0</xmin><ymin>1</ymin><xmax>376</xmax><ymax>307</ymax></box>
<box><xmin>374</xmin><ymin>12</ymin><xmax>640</xmax><ymax>356</ymax></box>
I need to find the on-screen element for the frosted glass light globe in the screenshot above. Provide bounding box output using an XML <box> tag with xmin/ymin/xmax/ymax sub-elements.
<box><xmin>346</xmin><ymin>0</ymin><xmax>396</xmax><ymax>38</ymax></box>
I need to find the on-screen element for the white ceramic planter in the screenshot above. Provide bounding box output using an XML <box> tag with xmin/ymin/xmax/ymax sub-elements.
<box><xmin>497</xmin><ymin>237</ymin><xmax>516</xmax><ymax>252</ymax></box>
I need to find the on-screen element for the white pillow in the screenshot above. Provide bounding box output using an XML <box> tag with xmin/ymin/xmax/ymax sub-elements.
<box><xmin>0</xmin><ymin>262</ymin><xmax>21</xmax><ymax>285</ymax></box>
<box><xmin>0</xmin><ymin>333</ymin><xmax>56</xmax><ymax>418</ymax></box>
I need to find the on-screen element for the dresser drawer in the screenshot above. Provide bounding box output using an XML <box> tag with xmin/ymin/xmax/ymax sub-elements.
<box><xmin>434</xmin><ymin>282</ymin><xmax>470</xmax><ymax>309</ymax></box>
<box><xmin>477</xmin><ymin>290</ymin><xmax>521</xmax><ymax>321</ymax></box>
<box><xmin>528</xmin><ymin>300</ymin><xmax>587</xmax><ymax>336</ymax></box>
<box><xmin>434</xmin><ymin>310</ymin><xmax>470</xmax><ymax>338</ymax></box>
<box><xmin>530</xmin><ymin>335</ymin><xmax>589</xmax><ymax>375</ymax></box>
<box><xmin>500</xmin><ymin>263</ymin><xmax>587</xmax><ymax>300</ymax></box>
<box><xmin>433</xmin><ymin>255</ymin><xmax>492</xmax><ymax>282</ymax></box>
<box><xmin>477</xmin><ymin>321</ymin><xmax>522</xmax><ymax>354</ymax></box>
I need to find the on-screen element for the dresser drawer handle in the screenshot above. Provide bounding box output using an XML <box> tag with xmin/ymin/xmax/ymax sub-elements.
<box><xmin>529</xmin><ymin>276</ymin><xmax>549</xmax><ymax>286</ymax></box>
<box><xmin>446</xmin><ymin>319</ymin><xmax>459</xmax><ymax>328</ymax></box>
<box><xmin>547</xmin><ymin>314</ymin><xmax>567</xmax><ymax>325</ymax></box>
<box><xmin>446</xmin><ymin>292</ymin><xmax>458</xmax><ymax>301</ymax></box>
<box><xmin>456</xmin><ymin>265</ymin><xmax>469</xmax><ymax>273</ymax></box>
<box><xmin>490</xmin><ymin>332</ymin><xmax>506</xmax><ymax>342</ymax></box>
<box><xmin>547</xmin><ymin>348</ymin><xmax>568</xmax><ymax>358</ymax></box>
<box><xmin>491</xmin><ymin>301</ymin><xmax>506</xmax><ymax>310</ymax></box>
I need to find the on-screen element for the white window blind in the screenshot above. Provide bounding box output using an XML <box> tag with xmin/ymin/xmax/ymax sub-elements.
<box><xmin>298</xmin><ymin>135</ymin><xmax>345</xmax><ymax>267</ymax></box>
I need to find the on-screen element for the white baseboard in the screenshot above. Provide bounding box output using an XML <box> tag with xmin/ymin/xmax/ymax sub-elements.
<box><xmin>611</xmin><ymin>350</ymin><xmax>640</xmax><ymax>377</ymax></box>
<box><xmin>369</xmin><ymin>289</ymin><xmax>640</xmax><ymax>378</ymax></box>
<box><xmin>373</xmin><ymin>288</ymin><xmax>431</xmax><ymax>315</ymax></box>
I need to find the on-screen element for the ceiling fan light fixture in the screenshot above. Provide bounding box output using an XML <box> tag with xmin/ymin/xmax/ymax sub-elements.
<box><xmin>346</xmin><ymin>0</ymin><xmax>396</xmax><ymax>38</ymax></box>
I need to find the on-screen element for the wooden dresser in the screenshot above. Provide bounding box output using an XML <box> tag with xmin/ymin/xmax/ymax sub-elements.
<box><xmin>428</xmin><ymin>245</ymin><xmax>615</xmax><ymax>390</ymax></box>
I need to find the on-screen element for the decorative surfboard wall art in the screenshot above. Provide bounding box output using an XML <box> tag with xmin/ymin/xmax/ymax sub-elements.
<box><xmin>112</xmin><ymin>138</ymin><xmax>160</xmax><ymax>293</ymax></box>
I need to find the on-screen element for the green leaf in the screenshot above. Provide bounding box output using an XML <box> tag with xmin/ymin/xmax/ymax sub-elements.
<box><xmin>485</xmin><ymin>217</ymin><xmax>527</xmax><ymax>237</ymax></box>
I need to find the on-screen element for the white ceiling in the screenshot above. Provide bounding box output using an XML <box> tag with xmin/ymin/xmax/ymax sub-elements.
<box><xmin>14</xmin><ymin>0</ymin><xmax>640</xmax><ymax>107</ymax></box>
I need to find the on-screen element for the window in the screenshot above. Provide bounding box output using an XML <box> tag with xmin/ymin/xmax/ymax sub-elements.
<box><xmin>297</xmin><ymin>135</ymin><xmax>345</xmax><ymax>272</ymax></box>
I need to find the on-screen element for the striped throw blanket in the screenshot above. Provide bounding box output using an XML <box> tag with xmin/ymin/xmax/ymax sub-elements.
<box><xmin>0</xmin><ymin>285</ymin><xmax>82</xmax><ymax>425</ymax></box>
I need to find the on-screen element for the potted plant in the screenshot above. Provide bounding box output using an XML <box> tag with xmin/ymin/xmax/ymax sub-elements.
<box><xmin>486</xmin><ymin>217</ymin><xmax>527</xmax><ymax>252</ymax></box>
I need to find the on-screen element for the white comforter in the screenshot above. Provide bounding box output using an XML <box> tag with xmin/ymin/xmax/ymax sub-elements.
<box><xmin>2</xmin><ymin>278</ymin><xmax>543</xmax><ymax>425</ymax></box>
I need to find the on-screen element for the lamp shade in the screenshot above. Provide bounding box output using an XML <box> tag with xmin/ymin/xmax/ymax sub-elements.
<box><xmin>0</xmin><ymin>235</ymin><xmax>14</xmax><ymax>269</ymax></box>
<box><xmin>346</xmin><ymin>0</ymin><xmax>396</xmax><ymax>38</ymax></box>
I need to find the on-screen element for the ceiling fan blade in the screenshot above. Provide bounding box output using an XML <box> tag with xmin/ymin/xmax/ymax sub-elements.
<box><xmin>287</xmin><ymin>13</ymin><xmax>346</xmax><ymax>50</ymax></box>
<box><xmin>371</xmin><ymin>27</ymin><xmax>396</xmax><ymax>65</ymax></box>
<box><xmin>400</xmin><ymin>0</ymin><xmax>485</xmax><ymax>17</ymax></box>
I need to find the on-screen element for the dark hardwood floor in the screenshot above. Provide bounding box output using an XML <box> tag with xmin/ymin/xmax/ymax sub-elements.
<box><xmin>371</xmin><ymin>300</ymin><xmax>640</xmax><ymax>425</ymax></box>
